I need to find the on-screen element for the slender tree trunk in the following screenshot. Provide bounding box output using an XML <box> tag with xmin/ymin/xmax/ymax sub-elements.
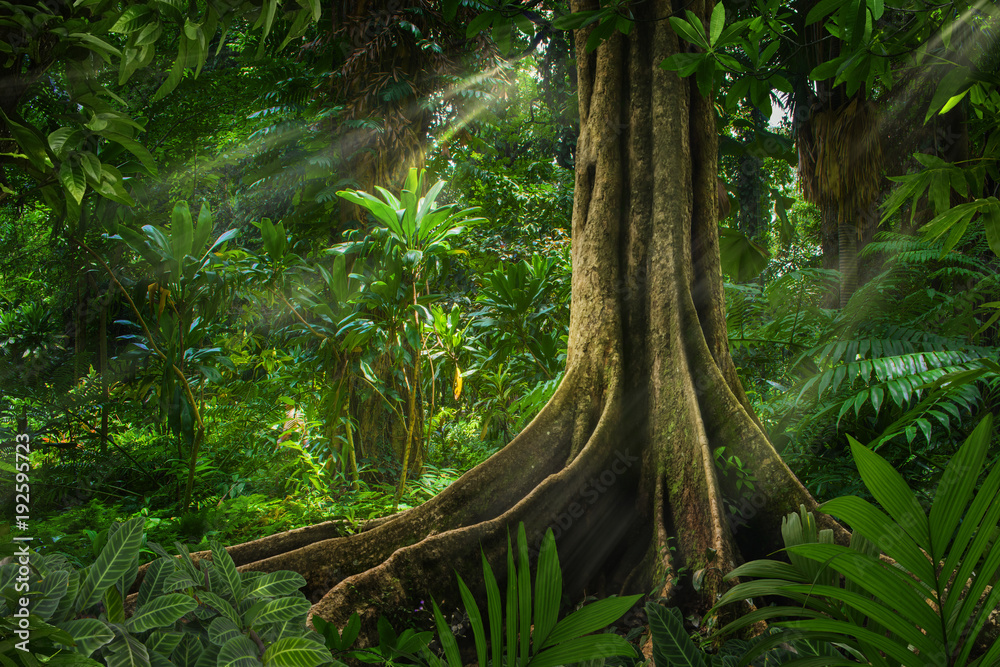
<box><xmin>735</xmin><ymin>107</ymin><xmax>766</xmax><ymax>244</ymax></box>
<box><xmin>342</xmin><ymin>393</ymin><xmax>360</xmax><ymax>490</ymax></box>
<box><xmin>129</xmin><ymin>0</ymin><xmax>845</xmax><ymax>644</ymax></box>
<box><xmin>86</xmin><ymin>273</ymin><xmax>110</xmax><ymax>455</ymax></box>
<box><xmin>74</xmin><ymin>274</ymin><xmax>87</xmax><ymax>382</ymax></box>
<box><xmin>98</xmin><ymin>289</ymin><xmax>109</xmax><ymax>455</ymax></box>
<box><xmin>838</xmin><ymin>219</ymin><xmax>858</xmax><ymax>308</ymax></box>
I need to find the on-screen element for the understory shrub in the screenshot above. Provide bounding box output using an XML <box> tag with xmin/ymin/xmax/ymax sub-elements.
<box><xmin>0</xmin><ymin>517</ymin><xmax>331</xmax><ymax>667</ymax></box>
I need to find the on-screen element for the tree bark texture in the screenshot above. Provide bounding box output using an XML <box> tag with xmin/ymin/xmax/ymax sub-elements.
<box><xmin>129</xmin><ymin>0</ymin><xmax>847</xmax><ymax>644</ymax></box>
<box><xmin>838</xmin><ymin>216</ymin><xmax>858</xmax><ymax>308</ymax></box>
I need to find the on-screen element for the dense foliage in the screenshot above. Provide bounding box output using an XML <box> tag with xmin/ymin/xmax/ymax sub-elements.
<box><xmin>1</xmin><ymin>0</ymin><xmax>999</xmax><ymax>664</ymax></box>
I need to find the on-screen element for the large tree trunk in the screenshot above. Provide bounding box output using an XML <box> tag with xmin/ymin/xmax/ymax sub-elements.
<box><xmin>140</xmin><ymin>0</ymin><xmax>846</xmax><ymax>645</ymax></box>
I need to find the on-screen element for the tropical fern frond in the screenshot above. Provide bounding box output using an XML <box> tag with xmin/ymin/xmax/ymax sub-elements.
<box><xmin>726</xmin><ymin>269</ymin><xmax>838</xmax><ymax>350</ymax></box>
<box><xmin>863</xmin><ymin>230</ymin><xmax>992</xmax><ymax>269</ymax></box>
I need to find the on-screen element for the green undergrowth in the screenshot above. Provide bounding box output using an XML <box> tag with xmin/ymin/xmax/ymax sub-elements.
<box><xmin>23</xmin><ymin>419</ymin><xmax>500</xmax><ymax>564</ymax></box>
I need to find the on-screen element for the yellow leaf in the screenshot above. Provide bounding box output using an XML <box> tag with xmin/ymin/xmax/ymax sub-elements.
<box><xmin>158</xmin><ymin>288</ymin><xmax>170</xmax><ymax>317</ymax></box>
<box><xmin>147</xmin><ymin>283</ymin><xmax>159</xmax><ymax>313</ymax></box>
<box><xmin>453</xmin><ymin>365</ymin><xmax>463</xmax><ymax>400</ymax></box>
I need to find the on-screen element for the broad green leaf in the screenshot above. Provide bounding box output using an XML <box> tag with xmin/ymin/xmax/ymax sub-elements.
<box><xmin>56</xmin><ymin>618</ymin><xmax>114</xmax><ymax>657</ymax></box>
<box><xmin>152</xmin><ymin>38</ymin><xmax>188</xmax><ymax>101</ymax></box>
<box><xmin>31</xmin><ymin>569</ymin><xmax>69</xmax><ymax>621</ymax></box>
<box><xmin>59</xmin><ymin>159</ymin><xmax>87</xmax><ymax>204</ymax></box>
<box><xmin>719</xmin><ymin>227</ymin><xmax>770</xmax><ymax>282</ymax></box>
<box><xmin>466</xmin><ymin>10</ymin><xmax>496</xmax><ymax>38</ymax></box>
<box><xmin>661</xmin><ymin>52</ymin><xmax>704</xmax><ymax>77</ymax></box>
<box><xmin>68</xmin><ymin>32</ymin><xmax>122</xmax><ymax>61</ymax></box>
<box><xmin>249</xmin><ymin>597</ymin><xmax>310</xmax><ymax>626</ymax></box>
<box><xmin>102</xmin><ymin>131</ymin><xmax>158</xmax><ymax>177</ymax></box>
<box><xmin>127</xmin><ymin>594</ymin><xmax>198</xmax><ymax>633</ymax></box>
<box><xmin>104</xmin><ymin>630</ymin><xmax>150</xmax><ymax>667</ymax></box>
<box><xmin>218</xmin><ymin>635</ymin><xmax>262</xmax><ymax>667</ymax></box>
<box><xmin>256</xmin><ymin>0</ymin><xmax>278</xmax><ymax>43</ymax></box>
<box><xmin>110</xmin><ymin>6</ymin><xmax>152</xmax><ymax>32</ymax></box>
<box><xmin>540</xmin><ymin>594</ymin><xmax>641</xmax><ymax>648</ymax></box>
<box><xmin>805</xmin><ymin>0</ymin><xmax>845</xmax><ymax>25</ymax></box>
<box><xmin>0</xmin><ymin>108</ymin><xmax>50</xmax><ymax>169</ymax></box>
<box><xmin>532</xmin><ymin>529</ymin><xmax>561</xmax><ymax>649</ymax></box>
<box><xmin>262</xmin><ymin>637</ymin><xmax>332</xmax><ymax>667</ymax></box>
<box><xmin>210</xmin><ymin>540</ymin><xmax>243</xmax><ymax>601</ymax></box>
<box><xmin>669</xmin><ymin>16</ymin><xmax>709</xmax><ymax>49</ymax></box>
<box><xmin>171</xmin><ymin>202</ymin><xmax>194</xmax><ymax>261</ymax></box>
<box><xmin>171</xmin><ymin>632</ymin><xmax>204</xmax><ymax>667</ymax></box>
<box><xmin>983</xmin><ymin>198</ymin><xmax>1000</xmax><ymax>256</ymax></box>
<box><xmin>809</xmin><ymin>56</ymin><xmax>844</xmax><ymax>81</ymax></box>
<box><xmin>97</xmin><ymin>164</ymin><xmax>136</xmax><ymax>205</ymax></box>
<box><xmin>646</xmin><ymin>604</ymin><xmax>705</xmax><ymax>667</ymax></box>
<box><xmin>146</xmin><ymin>630</ymin><xmax>184</xmax><ymax>657</ymax></box>
<box><xmin>195</xmin><ymin>590</ymin><xmax>241</xmax><ymax>625</ymax></box>
<box><xmin>819</xmin><ymin>495</ymin><xmax>933</xmax><ymax>581</ymax></box>
<box><xmin>505</xmin><ymin>535</ymin><xmax>518</xmax><ymax>666</ymax></box>
<box><xmin>135</xmin><ymin>21</ymin><xmax>163</xmax><ymax>46</ymax></box>
<box><xmin>188</xmin><ymin>203</ymin><xmax>214</xmax><ymax>259</ymax></box>
<box><xmin>76</xmin><ymin>518</ymin><xmax>144</xmax><ymax>611</ymax></box>
<box><xmin>243</xmin><ymin>571</ymin><xmax>306</xmax><ymax>598</ymax></box>
<box><xmin>708</xmin><ymin>2</ymin><xmax>725</xmax><ymax>45</ymax></box>
<box><xmin>207</xmin><ymin>228</ymin><xmax>239</xmax><ymax>255</ymax></box>
<box><xmin>48</xmin><ymin>127</ymin><xmax>82</xmax><ymax>156</ymax></box>
<box><xmin>336</xmin><ymin>190</ymin><xmax>402</xmax><ymax>236</ymax></box>
<box><xmin>529</xmin><ymin>634</ymin><xmax>636</xmax><ymax>667</ymax></box>
<box><xmin>137</xmin><ymin>558</ymin><xmax>174</xmax><ymax>606</ymax></box>
<box><xmin>103</xmin><ymin>585</ymin><xmax>125</xmax><ymax>624</ymax></box>
<box><xmin>925</xmin><ymin>66</ymin><xmax>971</xmax><ymax>122</ymax></box>
<box><xmin>847</xmin><ymin>436</ymin><xmax>929</xmax><ymax>547</ymax></box>
<box><xmin>80</xmin><ymin>152</ymin><xmax>102</xmax><ymax>183</ymax></box>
